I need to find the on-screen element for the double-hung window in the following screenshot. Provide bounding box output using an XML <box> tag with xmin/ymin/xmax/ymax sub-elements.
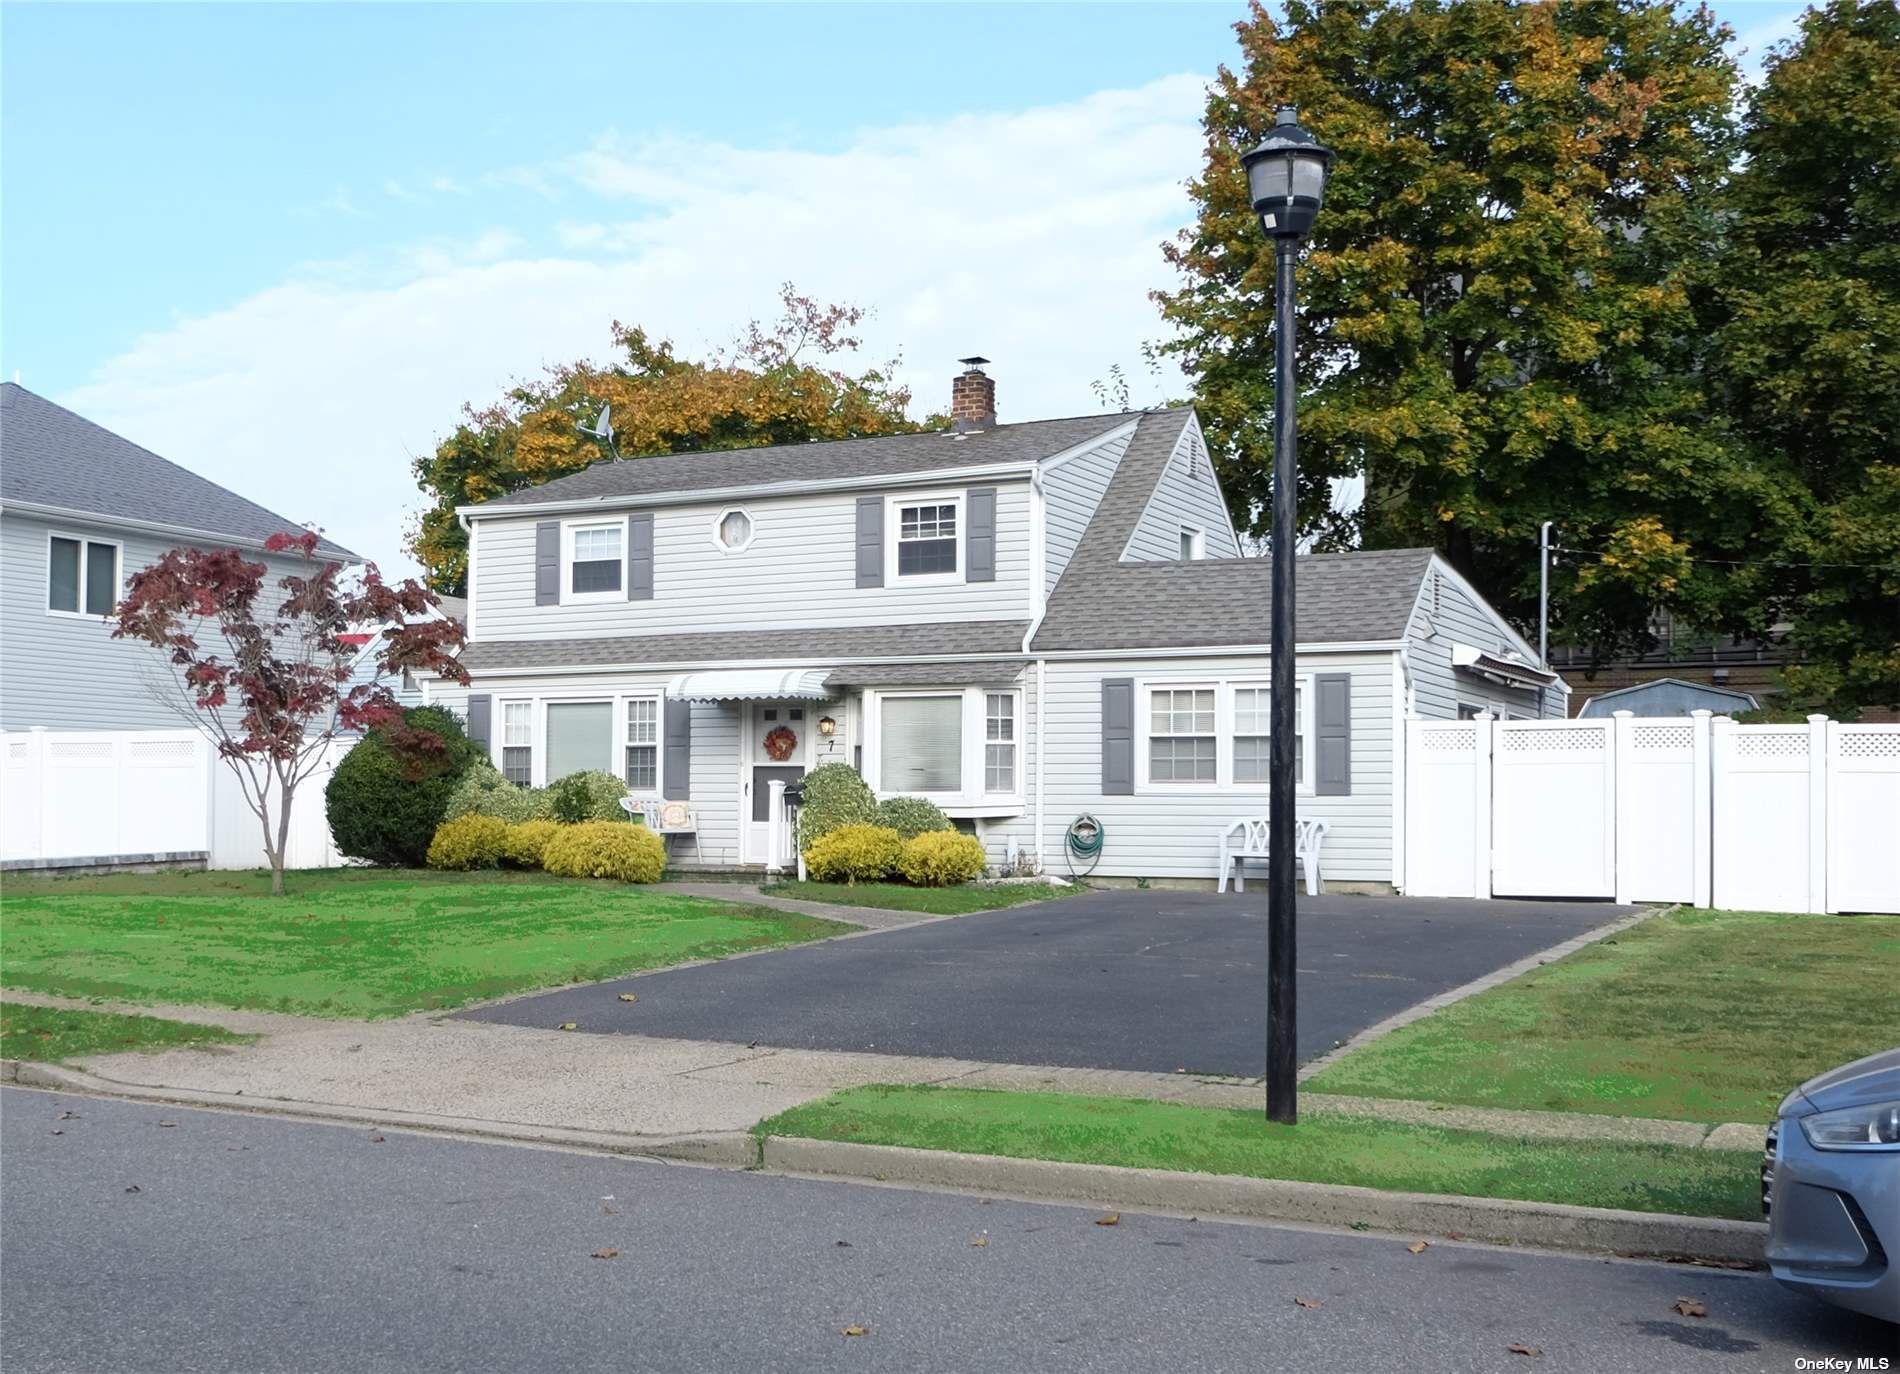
<box><xmin>567</xmin><ymin>522</ymin><xmax>624</xmax><ymax>597</ymax></box>
<box><xmin>48</xmin><ymin>534</ymin><xmax>120</xmax><ymax>617</ymax></box>
<box><xmin>1231</xmin><ymin>684</ymin><xmax>1303</xmax><ymax>784</ymax></box>
<box><xmin>501</xmin><ymin>702</ymin><xmax>534</xmax><ymax>785</ymax></box>
<box><xmin>984</xmin><ymin>693</ymin><xmax>1016</xmax><ymax>794</ymax></box>
<box><xmin>624</xmin><ymin>698</ymin><xmax>658</xmax><ymax>791</ymax></box>
<box><xmin>1148</xmin><ymin>687</ymin><xmax>1217</xmax><ymax>784</ymax></box>
<box><xmin>879</xmin><ymin>694</ymin><xmax>963</xmax><ymax>793</ymax></box>
<box><xmin>894</xmin><ymin>500</ymin><xmax>958</xmax><ymax>578</ymax></box>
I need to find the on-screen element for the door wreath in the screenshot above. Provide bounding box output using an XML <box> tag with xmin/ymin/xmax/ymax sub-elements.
<box><xmin>763</xmin><ymin>725</ymin><xmax>798</xmax><ymax>761</ymax></box>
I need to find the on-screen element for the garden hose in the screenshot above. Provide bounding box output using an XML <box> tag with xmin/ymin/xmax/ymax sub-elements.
<box><xmin>1065</xmin><ymin>814</ymin><xmax>1105</xmax><ymax>879</ymax></box>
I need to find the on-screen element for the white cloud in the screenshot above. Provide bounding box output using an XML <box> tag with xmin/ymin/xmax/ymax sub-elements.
<box><xmin>60</xmin><ymin>73</ymin><xmax>1209</xmax><ymax>576</ymax></box>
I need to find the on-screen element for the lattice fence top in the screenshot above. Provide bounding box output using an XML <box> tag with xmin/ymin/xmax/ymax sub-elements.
<box><xmin>1498</xmin><ymin>725</ymin><xmax>1605</xmax><ymax>752</ymax></box>
<box><xmin>1836</xmin><ymin>730</ymin><xmax>1900</xmax><ymax>759</ymax></box>
<box><xmin>129</xmin><ymin>739</ymin><xmax>197</xmax><ymax>763</ymax></box>
<box><xmin>1630</xmin><ymin>725</ymin><xmax>1694</xmax><ymax>751</ymax></box>
<box><xmin>1734</xmin><ymin>732</ymin><xmax>1808</xmax><ymax>758</ymax></box>
<box><xmin>1419</xmin><ymin>727</ymin><xmax>1475</xmax><ymax>752</ymax></box>
<box><xmin>48</xmin><ymin>740</ymin><xmax>113</xmax><ymax>761</ymax></box>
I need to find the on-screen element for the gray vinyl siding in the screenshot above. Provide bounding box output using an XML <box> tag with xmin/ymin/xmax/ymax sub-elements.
<box><xmin>1404</xmin><ymin>563</ymin><xmax>1560</xmax><ymax>720</ymax></box>
<box><xmin>1120</xmin><ymin>417</ymin><xmax>1243</xmax><ymax>563</ymax></box>
<box><xmin>983</xmin><ymin>651</ymin><xmax>1396</xmax><ymax>883</ymax></box>
<box><xmin>1042</xmin><ymin>430</ymin><xmax>1131</xmax><ymax>593</ymax></box>
<box><xmin>0</xmin><ymin>511</ymin><xmax>310</xmax><ymax>732</ymax></box>
<box><xmin>471</xmin><ymin>481</ymin><xmax>1034</xmax><ymax>642</ymax></box>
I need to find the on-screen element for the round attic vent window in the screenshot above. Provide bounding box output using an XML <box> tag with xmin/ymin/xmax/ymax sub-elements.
<box><xmin>715</xmin><ymin>508</ymin><xmax>754</xmax><ymax>551</ymax></box>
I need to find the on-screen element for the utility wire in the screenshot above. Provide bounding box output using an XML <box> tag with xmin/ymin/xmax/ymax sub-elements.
<box><xmin>1548</xmin><ymin>544</ymin><xmax>1900</xmax><ymax>573</ymax></box>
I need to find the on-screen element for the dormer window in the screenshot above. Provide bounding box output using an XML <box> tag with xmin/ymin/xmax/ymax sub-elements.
<box><xmin>565</xmin><ymin>521</ymin><xmax>624</xmax><ymax>599</ymax></box>
<box><xmin>1180</xmin><ymin>527</ymin><xmax>1205</xmax><ymax>561</ymax></box>
<box><xmin>889</xmin><ymin>492</ymin><xmax>961</xmax><ymax>582</ymax></box>
<box><xmin>714</xmin><ymin>508</ymin><xmax>754</xmax><ymax>552</ymax></box>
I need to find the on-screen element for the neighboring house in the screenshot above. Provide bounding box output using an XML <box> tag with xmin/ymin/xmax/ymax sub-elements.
<box><xmin>1577</xmin><ymin>677</ymin><xmax>1759</xmax><ymax>719</ymax></box>
<box><xmin>0</xmin><ymin>383</ymin><xmax>357</xmax><ymax>732</ymax></box>
<box><xmin>341</xmin><ymin>594</ymin><xmax>466</xmax><ymax>714</ymax></box>
<box><xmin>429</xmin><ymin>362</ymin><xmax>1562</xmax><ymax>889</ymax></box>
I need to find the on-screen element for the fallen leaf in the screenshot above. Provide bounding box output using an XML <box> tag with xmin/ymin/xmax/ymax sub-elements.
<box><xmin>1672</xmin><ymin>1298</ymin><xmax>1707</xmax><ymax>1319</ymax></box>
<box><xmin>57</xmin><ymin>1110</ymin><xmax>79</xmax><ymax>1120</ymax></box>
<box><xmin>834</xmin><ymin>1240</ymin><xmax>852</xmax><ymax>1248</ymax></box>
<box><xmin>49</xmin><ymin>1130</ymin><xmax>63</xmax><ymax>1136</ymax></box>
<box><xmin>603</xmin><ymin>1205</ymin><xmax>618</xmax><ymax>1216</ymax></box>
<box><xmin>558</xmin><ymin>1022</ymin><xmax>578</xmax><ymax>1032</ymax></box>
<box><xmin>1292</xmin><ymin>1297</ymin><xmax>1322</xmax><ymax>1310</ymax></box>
<box><xmin>158</xmin><ymin>1122</ymin><xmax>177</xmax><ymax>1129</ymax></box>
<box><xmin>1507</xmin><ymin>1343</ymin><xmax>1543</xmax><ymax>1358</ymax></box>
<box><xmin>840</xmin><ymin>1325</ymin><xmax>869</xmax><ymax>1338</ymax></box>
<box><xmin>591</xmin><ymin>1248</ymin><xmax>619</xmax><ymax>1260</ymax></box>
<box><xmin>1095</xmin><ymin>1213</ymin><xmax>1121</xmax><ymax>1227</ymax></box>
<box><xmin>124</xmin><ymin>1185</ymin><xmax>142</xmax><ymax>1194</ymax></box>
<box><xmin>617</xmin><ymin>993</ymin><xmax>638</xmax><ymax>1003</ymax></box>
<box><xmin>970</xmin><ymin>1236</ymin><xmax>989</xmax><ymax>1247</ymax></box>
<box><xmin>369</xmin><ymin>1135</ymin><xmax>386</xmax><ymax>1143</ymax></box>
<box><xmin>1407</xmin><ymin>1241</ymin><xmax>1431</xmax><ymax>1254</ymax></box>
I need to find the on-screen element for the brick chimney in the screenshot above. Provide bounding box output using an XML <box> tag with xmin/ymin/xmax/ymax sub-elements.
<box><xmin>951</xmin><ymin>356</ymin><xmax>996</xmax><ymax>432</ymax></box>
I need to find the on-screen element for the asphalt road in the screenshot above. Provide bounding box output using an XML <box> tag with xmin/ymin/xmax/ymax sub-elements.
<box><xmin>463</xmin><ymin>889</ymin><xmax>1633</xmax><ymax>1074</ymax></box>
<box><xmin>3</xmin><ymin>1088</ymin><xmax>1885</xmax><ymax>1374</ymax></box>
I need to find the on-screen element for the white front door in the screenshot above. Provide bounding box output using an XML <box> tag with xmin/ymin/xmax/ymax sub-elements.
<box><xmin>739</xmin><ymin>701</ymin><xmax>813</xmax><ymax>864</ymax></box>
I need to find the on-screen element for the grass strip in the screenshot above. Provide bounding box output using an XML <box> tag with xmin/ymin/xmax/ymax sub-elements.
<box><xmin>759</xmin><ymin>880</ymin><xmax>1073</xmax><ymax>914</ymax></box>
<box><xmin>1</xmin><ymin>868</ymin><xmax>855</xmax><ymax>1019</ymax></box>
<box><xmin>1</xmin><ymin>1002</ymin><xmax>253</xmax><ymax>1063</ymax></box>
<box><xmin>758</xmin><ymin>1084</ymin><xmax>1760</xmax><ymax>1220</ymax></box>
<box><xmin>1305</xmin><ymin>907</ymin><xmax>1900</xmax><ymax>1125</ymax></box>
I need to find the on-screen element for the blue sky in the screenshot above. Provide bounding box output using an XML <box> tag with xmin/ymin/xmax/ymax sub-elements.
<box><xmin>1</xmin><ymin>1</ymin><xmax>1809</xmax><ymax>570</ymax></box>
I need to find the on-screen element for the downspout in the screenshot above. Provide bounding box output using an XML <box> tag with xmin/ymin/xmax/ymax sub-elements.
<box><xmin>1024</xmin><ymin>467</ymin><xmax>1049</xmax><ymax>875</ymax></box>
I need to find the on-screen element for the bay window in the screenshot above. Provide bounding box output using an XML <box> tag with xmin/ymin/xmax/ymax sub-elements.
<box><xmin>870</xmin><ymin>686</ymin><xmax>1024</xmax><ymax>808</ymax></box>
<box><xmin>501</xmin><ymin>702</ymin><xmax>534</xmax><ymax>784</ymax></box>
<box><xmin>879</xmin><ymin>694</ymin><xmax>962</xmax><ymax>793</ymax></box>
<box><xmin>985</xmin><ymin>693</ymin><xmax>1016</xmax><ymax>794</ymax></box>
<box><xmin>624</xmin><ymin>698</ymin><xmax>658</xmax><ymax>791</ymax></box>
<box><xmin>544</xmin><ymin>701</ymin><xmax>612</xmax><ymax>783</ymax></box>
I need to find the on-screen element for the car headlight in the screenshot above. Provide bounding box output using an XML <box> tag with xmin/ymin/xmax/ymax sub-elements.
<box><xmin>1800</xmin><ymin>1100</ymin><xmax>1900</xmax><ymax>1150</ymax></box>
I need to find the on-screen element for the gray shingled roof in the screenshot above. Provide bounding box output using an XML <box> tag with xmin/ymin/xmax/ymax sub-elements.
<box><xmin>827</xmin><ymin>659</ymin><xmax>1025</xmax><ymax>688</ymax></box>
<box><xmin>475</xmin><ymin>412</ymin><xmax>1149</xmax><ymax>510</ymax></box>
<box><xmin>1031</xmin><ymin>409</ymin><xmax>1433</xmax><ymax>650</ymax></box>
<box><xmin>0</xmin><ymin>383</ymin><xmax>356</xmax><ymax>559</ymax></box>
<box><xmin>459</xmin><ymin>621</ymin><xmax>1030</xmax><ymax>673</ymax></box>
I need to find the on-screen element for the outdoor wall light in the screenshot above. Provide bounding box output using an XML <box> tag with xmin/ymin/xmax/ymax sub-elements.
<box><xmin>817</xmin><ymin>716</ymin><xmax>837</xmax><ymax>737</ymax></box>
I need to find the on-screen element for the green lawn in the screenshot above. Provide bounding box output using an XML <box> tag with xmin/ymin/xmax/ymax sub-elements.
<box><xmin>760</xmin><ymin>880</ymin><xmax>1074</xmax><ymax>915</ymax></box>
<box><xmin>1</xmin><ymin>868</ymin><xmax>855</xmax><ymax>1019</ymax></box>
<box><xmin>758</xmin><ymin>1084</ymin><xmax>1760</xmax><ymax>1220</ymax></box>
<box><xmin>1</xmin><ymin>1002</ymin><xmax>253</xmax><ymax>1063</ymax></box>
<box><xmin>1306</xmin><ymin>907</ymin><xmax>1900</xmax><ymax>1124</ymax></box>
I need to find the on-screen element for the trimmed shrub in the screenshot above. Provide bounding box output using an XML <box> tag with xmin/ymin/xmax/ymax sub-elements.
<box><xmin>326</xmin><ymin>706</ymin><xmax>484</xmax><ymax>867</ymax></box>
<box><xmin>805</xmin><ymin>823</ymin><xmax>903</xmax><ymax>884</ymax></box>
<box><xmin>501</xmin><ymin>819</ymin><xmax>563</xmax><ymax>869</ymax></box>
<box><xmin>546</xmin><ymin>770</ymin><xmax>631</xmax><ymax>824</ymax></box>
<box><xmin>443</xmin><ymin>760</ymin><xmax>550</xmax><ymax>824</ymax></box>
<box><xmin>426</xmin><ymin>814</ymin><xmax>511</xmax><ymax>870</ymax></box>
<box><xmin>797</xmin><ymin>763</ymin><xmax>876</xmax><ymax>851</ymax></box>
<box><xmin>898</xmin><ymin>830</ymin><xmax>988</xmax><ymax>887</ymax></box>
<box><xmin>875</xmin><ymin>795</ymin><xmax>953</xmax><ymax>841</ymax></box>
<box><xmin>542</xmin><ymin>821</ymin><xmax>666</xmax><ymax>884</ymax></box>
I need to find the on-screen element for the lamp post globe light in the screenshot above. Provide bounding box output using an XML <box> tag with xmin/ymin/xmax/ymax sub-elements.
<box><xmin>1242</xmin><ymin>105</ymin><xmax>1333</xmax><ymax>1126</ymax></box>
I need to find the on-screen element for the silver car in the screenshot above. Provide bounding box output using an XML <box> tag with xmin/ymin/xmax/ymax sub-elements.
<box><xmin>1765</xmin><ymin>1047</ymin><xmax>1900</xmax><ymax>1324</ymax></box>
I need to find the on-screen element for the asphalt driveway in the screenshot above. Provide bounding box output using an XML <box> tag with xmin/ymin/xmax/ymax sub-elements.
<box><xmin>462</xmin><ymin>890</ymin><xmax>1637</xmax><ymax>1077</ymax></box>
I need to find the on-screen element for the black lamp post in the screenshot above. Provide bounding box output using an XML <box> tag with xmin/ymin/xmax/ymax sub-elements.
<box><xmin>1241</xmin><ymin>106</ymin><xmax>1334</xmax><ymax>1125</ymax></box>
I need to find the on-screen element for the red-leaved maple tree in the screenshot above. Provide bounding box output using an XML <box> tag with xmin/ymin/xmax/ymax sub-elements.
<box><xmin>114</xmin><ymin>531</ymin><xmax>469</xmax><ymax>895</ymax></box>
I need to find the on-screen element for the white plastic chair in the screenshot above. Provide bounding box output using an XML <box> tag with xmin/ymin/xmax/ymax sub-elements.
<box><xmin>618</xmin><ymin>796</ymin><xmax>700</xmax><ymax>863</ymax></box>
<box><xmin>1217</xmin><ymin>817</ymin><xmax>1327</xmax><ymax>895</ymax></box>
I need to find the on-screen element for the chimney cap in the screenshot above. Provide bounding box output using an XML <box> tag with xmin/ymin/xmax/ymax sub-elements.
<box><xmin>958</xmin><ymin>356</ymin><xmax>991</xmax><ymax>370</ymax></box>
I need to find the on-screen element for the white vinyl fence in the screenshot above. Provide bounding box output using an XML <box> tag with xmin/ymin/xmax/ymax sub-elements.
<box><xmin>2</xmin><ymin>728</ymin><xmax>352</xmax><ymax>871</ymax></box>
<box><xmin>1405</xmin><ymin>712</ymin><xmax>1900</xmax><ymax>914</ymax></box>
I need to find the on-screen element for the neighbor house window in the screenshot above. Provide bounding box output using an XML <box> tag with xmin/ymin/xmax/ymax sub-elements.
<box><xmin>544</xmin><ymin>701</ymin><xmax>612</xmax><ymax>783</ymax></box>
<box><xmin>1148</xmin><ymin>687</ymin><xmax>1216</xmax><ymax>783</ymax></box>
<box><xmin>48</xmin><ymin>534</ymin><xmax>120</xmax><ymax>617</ymax></box>
<box><xmin>895</xmin><ymin>501</ymin><xmax>958</xmax><ymax>577</ymax></box>
<box><xmin>1233</xmin><ymin>684</ymin><xmax>1302</xmax><ymax>784</ymax></box>
<box><xmin>985</xmin><ymin>693</ymin><xmax>1016</xmax><ymax>794</ymax></box>
<box><xmin>567</xmin><ymin>522</ymin><xmax>623</xmax><ymax>596</ymax></box>
<box><xmin>880</xmin><ymin>694</ymin><xmax>962</xmax><ymax>793</ymax></box>
<box><xmin>1179</xmin><ymin>527</ymin><xmax>1205</xmax><ymax>561</ymax></box>
<box><xmin>501</xmin><ymin>702</ymin><xmax>534</xmax><ymax>785</ymax></box>
<box><xmin>624</xmin><ymin>698</ymin><xmax>658</xmax><ymax>791</ymax></box>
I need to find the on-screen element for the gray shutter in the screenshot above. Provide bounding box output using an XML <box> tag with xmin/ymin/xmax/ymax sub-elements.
<box><xmin>465</xmin><ymin>694</ymin><xmax>492</xmax><ymax>755</ymax></box>
<box><xmin>1315</xmin><ymin>673</ymin><xmax>1352</xmax><ymax>796</ymax></box>
<box><xmin>966</xmin><ymin>486</ymin><xmax>996</xmax><ymax>583</ymax></box>
<box><xmin>1102</xmin><ymin>677</ymin><xmax>1134</xmax><ymax>796</ymax></box>
<box><xmin>663</xmin><ymin>698</ymin><xmax>692</xmax><ymax>800</ymax></box>
<box><xmin>534</xmin><ymin>521</ymin><xmax>560</xmax><ymax>606</ymax></box>
<box><xmin>855</xmin><ymin>496</ymin><xmax>884</xmax><ymax>588</ymax></box>
<box><xmin>627</xmin><ymin>513</ymin><xmax>654</xmax><ymax>601</ymax></box>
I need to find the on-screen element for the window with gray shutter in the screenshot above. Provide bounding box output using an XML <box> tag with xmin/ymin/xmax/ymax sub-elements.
<box><xmin>627</xmin><ymin>513</ymin><xmax>654</xmax><ymax>601</ymax></box>
<box><xmin>465</xmin><ymin>694</ymin><xmax>493</xmax><ymax>754</ymax></box>
<box><xmin>1101</xmin><ymin>677</ymin><xmax>1134</xmax><ymax>795</ymax></box>
<box><xmin>534</xmin><ymin>521</ymin><xmax>560</xmax><ymax>605</ymax></box>
<box><xmin>855</xmin><ymin>496</ymin><xmax>884</xmax><ymax>588</ymax></box>
<box><xmin>966</xmin><ymin>486</ymin><xmax>996</xmax><ymax>582</ymax></box>
<box><xmin>1315</xmin><ymin>673</ymin><xmax>1352</xmax><ymax>795</ymax></box>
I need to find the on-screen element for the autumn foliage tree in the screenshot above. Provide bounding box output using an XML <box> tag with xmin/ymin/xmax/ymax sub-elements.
<box><xmin>410</xmin><ymin>285</ymin><xmax>932</xmax><ymax>594</ymax></box>
<box><xmin>114</xmin><ymin>532</ymin><xmax>469</xmax><ymax>895</ymax></box>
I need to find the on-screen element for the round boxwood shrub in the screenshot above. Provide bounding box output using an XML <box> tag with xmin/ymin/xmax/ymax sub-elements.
<box><xmin>443</xmin><ymin>760</ymin><xmax>550</xmax><ymax>824</ymax></box>
<box><xmin>804</xmin><ymin>822</ymin><xmax>902</xmax><ymax>884</ymax></box>
<box><xmin>426</xmin><ymin>814</ymin><xmax>511</xmax><ymax>870</ymax></box>
<box><xmin>874</xmin><ymin>795</ymin><xmax>953</xmax><ymax>841</ymax></box>
<box><xmin>898</xmin><ymin>830</ymin><xmax>988</xmax><ymax>887</ymax></box>
<box><xmin>326</xmin><ymin>705</ymin><xmax>483</xmax><ymax>867</ymax></box>
<box><xmin>797</xmin><ymin>763</ymin><xmax>876</xmax><ymax>852</ymax></box>
<box><xmin>542</xmin><ymin>820</ymin><xmax>666</xmax><ymax>883</ymax></box>
<box><xmin>502</xmin><ymin>819</ymin><xmax>564</xmax><ymax>869</ymax></box>
<box><xmin>546</xmin><ymin>769</ymin><xmax>631</xmax><ymax>824</ymax></box>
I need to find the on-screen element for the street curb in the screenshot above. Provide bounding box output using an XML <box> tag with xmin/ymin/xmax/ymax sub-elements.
<box><xmin>758</xmin><ymin>1136</ymin><xmax>1766</xmax><ymax>1265</ymax></box>
<box><xmin>1</xmin><ymin>1059</ymin><xmax>761</xmax><ymax>1168</ymax></box>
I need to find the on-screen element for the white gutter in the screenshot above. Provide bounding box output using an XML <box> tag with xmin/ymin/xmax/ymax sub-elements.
<box><xmin>0</xmin><ymin>499</ymin><xmax>359</xmax><ymax>563</ymax></box>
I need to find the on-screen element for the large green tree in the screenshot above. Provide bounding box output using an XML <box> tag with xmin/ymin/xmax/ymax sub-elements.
<box><xmin>411</xmin><ymin>286</ymin><xmax>931</xmax><ymax>594</ymax></box>
<box><xmin>1700</xmin><ymin>0</ymin><xmax>1900</xmax><ymax>714</ymax></box>
<box><xmin>1156</xmin><ymin>0</ymin><xmax>1767</xmax><ymax>658</ymax></box>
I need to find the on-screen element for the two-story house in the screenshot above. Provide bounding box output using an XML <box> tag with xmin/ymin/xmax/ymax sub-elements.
<box><xmin>432</xmin><ymin>362</ymin><xmax>1563</xmax><ymax>890</ymax></box>
<box><xmin>0</xmin><ymin>382</ymin><xmax>358</xmax><ymax>732</ymax></box>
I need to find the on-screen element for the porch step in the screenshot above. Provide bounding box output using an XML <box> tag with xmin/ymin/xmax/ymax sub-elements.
<box><xmin>662</xmin><ymin>864</ymin><xmax>771</xmax><ymax>883</ymax></box>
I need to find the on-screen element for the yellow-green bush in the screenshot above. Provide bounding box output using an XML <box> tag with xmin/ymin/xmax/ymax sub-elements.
<box><xmin>804</xmin><ymin>823</ymin><xmax>903</xmax><ymax>884</ymax></box>
<box><xmin>502</xmin><ymin>819</ymin><xmax>564</xmax><ymax>869</ymax></box>
<box><xmin>426</xmin><ymin>814</ymin><xmax>511</xmax><ymax>870</ymax></box>
<box><xmin>541</xmin><ymin>820</ymin><xmax>666</xmax><ymax>884</ymax></box>
<box><xmin>898</xmin><ymin>830</ymin><xmax>988</xmax><ymax>887</ymax></box>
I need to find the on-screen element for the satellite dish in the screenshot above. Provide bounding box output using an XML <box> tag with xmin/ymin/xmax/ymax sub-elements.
<box><xmin>576</xmin><ymin>404</ymin><xmax>619</xmax><ymax>459</ymax></box>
